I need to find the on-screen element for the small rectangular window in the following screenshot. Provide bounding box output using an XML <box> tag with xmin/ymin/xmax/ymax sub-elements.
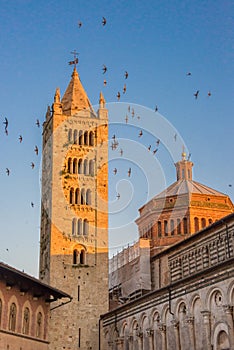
<box><xmin>78</xmin><ymin>285</ymin><xmax>80</xmax><ymax>301</ymax></box>
<box><xmin>78</xmin><ymin>328</ymin><xmax>81</xmax><ymax>348</ymax></box>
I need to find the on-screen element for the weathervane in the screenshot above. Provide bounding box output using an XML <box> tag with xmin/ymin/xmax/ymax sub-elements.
<box><xmin>69</xmin><ymin>50</ymin><xmax>79</xmax><ymax>67</ymax></box>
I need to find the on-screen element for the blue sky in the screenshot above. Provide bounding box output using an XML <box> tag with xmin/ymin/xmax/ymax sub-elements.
<box><xmin>0</xmin><ymin>0</ymin><xmax>233</xmax><ymax>276</ymax></box>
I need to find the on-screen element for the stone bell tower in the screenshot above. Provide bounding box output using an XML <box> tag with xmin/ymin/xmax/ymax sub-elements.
<box><xmin>39</xmin><ymin>66</ymin><xmax>109</xmax><ymax>349</ymax></box>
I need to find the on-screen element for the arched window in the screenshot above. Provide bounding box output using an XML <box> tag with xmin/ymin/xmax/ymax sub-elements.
<box><xmin>78</xmin><ymin>159</ymin><xmax>83</xmax><ymax>174</ymax></box>
<box><xmin>0</xmin><ymin>298</ymin><xmax>2</xmax><ymax>327</ymax></box>
<box><xmin>83</xmin><ymin>159</ymin><xmax>88</xmax><ymax>175</ymax></box>
<box><xmin>68</xmin><ymin>129</ymin><xmax>72</xmax><ymax>142</ymax></box>
<box><xmin>183</xmin><ymin>217</ymin><xmax>188</xmax><ymax>234</ymax></box>
<box><xmin>68</xmin><ymin>158</ymin><xmax>72</xmax><ymax>173</ymax></box>
<box><xmin>22</xmin><ymin>307</ymin><xmax>30</xmax><ymax>335</ymax></box>
<box><xmin>80</xmin><ymin>250</ymin><xmax>85</xmax><ymax>264</ymax></box>
<box><xmin>74</xmin><ymin>130</ymin><xmax>78</xmax><ymax>144</ymax></box>
<box><xmin>89</xmin><ymin>160</ymin><xmax>94</xmax><ymax>175</ymax></box>
<box><xmin>158</xmin><ymin>221</ymin><xmax>162</xmax><ymax>237</ymax></box>
<box><xmin>72</xmin><ymin>218</ymin><xmax>76</xmax><ymax>236</ymax></box>
<box><xmin>170</xmin><ymin>219</ymin><xmax>175</xmax><ymax>235</ymax></box>
<box><xmin>69</xmin><ymin>188</ymin><xmax>74</xmax><ymax>204</ymax></box>
<box><xmin>79</xmin><ymin>130</ymin><xmax>83</xmax><ymax>145</ymax></box>
<box><xmin>86</xmin><ymin>189</ymin><xmax>91</xmax><ymax>205</ymax></box>
<box><xmin>36</xmin><ymin>312</ymin><xmax>42</xmax><ymax>338</ymax></box>
<box><xmin>75</xmin><ymin>188</ymin><xmax>80</xmax><ymax>205</ymax></box>
<box><xmin>84</xmin><ymin>131</ymin><xmax>88</xmax><ymax>146</ymax></box>
<box><xmin>81</xmin><ymin>189</ymin><xmax>85</xmax><ymax>205</ymax></box>
<box><xmin>9</xmin><ymin>302</ymin><xmax>17</xmax><ymax>332</ymax></box>
<box><xmin>73</xmin><ymin>249</ymin><xmax>78</xmax><ymax>265</ymax></box>
<box><xmin>208</xmin><ymin>218</ymin><xmax>213</xmax><ymax>225</ymax></box>
<box><xmin>177</xmin><ymin>219</ymin><xmax>181</xmax><ymax>234</ymax></box>
<box><xmin>164</xmin><ymin>220</ymin><xmax>168</xmax><ymax>236</ymax></box>
<box><xmin>201</xmin><ymin>218</ymin><xmax>206</xmax><ymax>228</ymax></box>
<box><xmin>194</xmin><ymin>217</ymin><xmax>199</xmax><ymax>232</ymax></box>
<box><xmin>89</xmin><ymin>131</ymin><xmax>94</xmax><ymax>146</ymax></box>
<box><xmin>73</xmin><ymin>158</ymin><xmax>77</xmax><ymax>174</ymax></box>
<box><xmin>78</xmin><ymin>219</ymin><xmax>82</xmax><ymax>235</ymax></box>
<box><xmin>83</xmin><ymin>219</ymin><xmax>89</xmax><ymax>236</ymax></box>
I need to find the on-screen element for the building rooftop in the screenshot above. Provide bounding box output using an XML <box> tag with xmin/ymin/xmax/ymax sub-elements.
<box><xmin>0</xmin><ymin>262</ymin><xmax>71</xmax><ymax>301</ymax></box>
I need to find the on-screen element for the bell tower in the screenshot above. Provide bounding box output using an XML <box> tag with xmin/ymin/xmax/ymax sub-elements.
<box><xmin>39</xmin><ymin>67</ymin><xmax>109</xmax><ymax>349</ymax></box>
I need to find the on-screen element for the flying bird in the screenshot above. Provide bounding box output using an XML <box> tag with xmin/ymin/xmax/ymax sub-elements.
<box><xmin>31</xmin><ymin>162</ymin><xmax>35</xmax><ymax>169</ymax></box>
<box><xmin>186</xmin><ymin>72</ymin><xmax>192</xmax><ymax>76</ymax></box>
<box><xmin>102</xmin><ymin>17</ymin><xmax>107</xmax><ymax>26</ymax></box>
<box><xmin>5</xmin><ymin>129</ymin><xmax>8</xmax><ymax>136</ymax></box>
<box><xmin>125</xmin><ymin>115</ymin><xmax>128</xmax><ymax>124</ymax></box>
<box><xmin>124</xmin><ymin>71</ymin><xmax>128</xmax><ymax>79</ymax></box>
<box><xmin>155</xmin><ymin>105</ymin><xmax>158</xmax><ymax>112</ymax></box>
<box><xmin>153</xmin><ymin>149</ymin><xmax>158</xmax><ymax>155</ymax></box>
<box><xmin>3</xmin><ymin>117</ymin><xmax>8</xmax><ymax>129</ymax></box>
<box><xmin>103</xmin><ymin>79</ymin><xmax>107</xmax><ymax>86</ymax></box>
<box><xmin>112</xmin><ymin>134</ymin><xmax>116</xmax><ymax>140</ymax></box>
<box><xmin>6</xmin><ymin>168</ymin><xmax>10</xmax><ymax>176</ymax></box>
<box><xmin>208</xmin><ymin>91</ymin><xmax>211</xmax><ymax>97</ymax></box>
<box><xmin>36</xmin><ymin>119</ymin><xmax>40</xmax><ymax>127</ymax></box>
<box><xmin>128</xmin><ymin>168</ymin><xmax>131</xmax><ymax>177</ymax></box>
<box><xmin>156</xmin><ymin>139</ymin><xmax>160</xmax><ymax>146</ymax></box>
<box><xmin>194</xmin><ymin>90</ymin><xmax>199</xmax><ymax>99</ymax></box>
<box><xmin>19</xmin><ymin>135</ymin><xmax>23</xmax><ymax>143</ymax></box>
<box><xmin>174</xmin><ymin>133</ymin><xmax>177</xmax><ymax>142</ymax></box>
<box><xmin>138</xmin><ymin>130</ymin><xmax>143</xmax><ymax>137</ymax></box>
<box><xmin>123</xmin><ymin>84</ymin><xmax>126</xmax><ymax>94</ymax></box>
<box><xmin>148</xmin><ymin>145</ymin><xmax>151</xmax><ymax>151</ymax></box>
<box><xmin>31</xmin><ymin>202</ymin><xmax>34</xmax><ymax>208</ymax></box>
<box><xmin>131</xmin><ymin>108</ymin><xmax>135</xmax><ymax>117</ymax></box>
<box><xmin>120</xmin><ymin>149</ymin><xmax>123</xmax><ymax>156</ymax></box>
<box><xmin>102</xmin><ymin>65</ymin><xmax>107</xmax><ymax>74</ymax></box>
<box><xmin>78</xmin><ymin>21</ymin><xmax>82</xmax><ymax>28</ymax></box>
<box><xmin>128</xmin><ymin>105</ymin><xmax>131</xmax><ymax>113</ymax></box>
<box><xmin>117</xmin><ymin>92</ymin><xmax>121</xmax><ymax>101</ymax></box>
<box><xmin>34</xmin><ymin>146</ymin><xmax>39</xmax><ymax>155</ymax></box>
<box><xmin>113</xmin><ymin>168</ymin><xmax>117</xmax><ymax>175</ymax></box>
<box><xmin>116</xmin><ymin>193</ymin><xmax>120</xmax><ymax>200</ymax></box>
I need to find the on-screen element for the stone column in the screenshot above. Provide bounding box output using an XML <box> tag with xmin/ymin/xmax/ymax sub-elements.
<box><xmin>136</xmin><ymin>330</ymin><xmax>143</xmax><ymax>350</ymax></box>
<box><xmin>108</xmin><ymin>340</ymin><xmax>113</xmax><ymax>349</ymax></box>
<box><xmin>186</xmin><ymin>316</ymin><xmax>195</xmax><ymax>350</ymax></box>
<box><xmin>201</xmin><ymin>310</ymin><xmax>211</xmax><ymax>349</ymax></box>
<box><xmin>223</xmin><ymin>305</ymin><xmax>234</xmax><ymax>350</ymax></box>
<box><xmin>115</xmin><ymin>337</ymin><xmax>124</xmax><ymax>350</ymax></box>
<box><xmin>158</xmin><ymin>324</ymin><xmax>167</xmax><ymax>350</ymax></box>
<box><xmin>127</xmin><ymin>335</ymin><xmax>134</xmax><ymax>350</ymax></box>
<box><xmin>146</xmin><ymin>329</ymin><xmax>154</xmax><ymax>350</ymax></box>
<box><xmin>171</xmin><ymin>319</ymin><xmax>181</xmax><ymax>350</ymax></box>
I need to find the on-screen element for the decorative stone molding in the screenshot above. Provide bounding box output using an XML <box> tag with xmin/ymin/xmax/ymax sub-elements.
<box><xmin>158</xmin><ymin>323</ymin><xmax>166</xmax><ymax>333</ymax></box>
<box><xmin>115</xmin><ymin>337</ymin><xmax>124</xmax><ymax>345</ymax></box>
<box><xmin>201</xmin><ymin>310</ymin><xmax>211</xmax><ymax>323</ymax></box>
<box><xmin>127</xmin><ymin>334</ymin><xmax>133</xmax><ymax>342</ymax></box>
<box><xmin>136</xmin><ymin>330</ymin><xmax>143</xmax><ymax>338</ymax></box>
<box><xmin>146</xmin><ymin>328</ymin><xmax>154</xmax><ymax>337</ymax></box>
<box><xmin>186</xmin><ymin>316</ymin><xmax>194</xmax><ymax>325</ymax></box>
<box><xmin>171</xmin><ymin>319</ymin><xmax>179</xmax><ymax>328</ymax></box>
<box><xmin>223</xmin><ymin>304</ymin><xmax>233</xmax><ymax>314</ymax></box>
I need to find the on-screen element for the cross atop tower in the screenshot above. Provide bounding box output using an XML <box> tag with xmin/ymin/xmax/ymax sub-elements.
<box><xmin>68</xmin><ymin>50</ymin><xmax>79</xmax><ymax>67</ymax></box>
